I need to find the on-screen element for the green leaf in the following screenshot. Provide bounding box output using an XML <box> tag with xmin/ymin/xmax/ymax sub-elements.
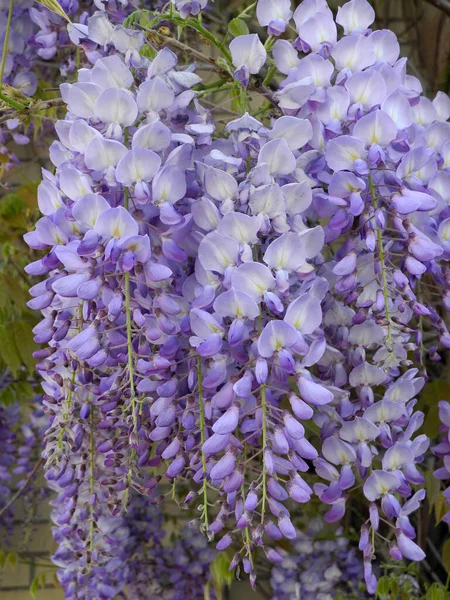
<box><xmin>12</xmin><ymin>320</ymin><xmax>37</xmax><ymax>374</ymax></box>
<box><xmin>210</xmin><ymin>552</ymin><xmax>234</xmax><ymax>591</ymax></box>
<box><xmin>417</xmin><ymin>380</ymin><xmax>450</xmax><ymax>439</ymax></box>
<box><xmin>0</xmin><ymin>385</ymin><xmax>17</xmax><ymax>406</ymax></box>
<box><xmin>6</xmin><ymin>552</ymin><xmax>17</xmax><ymax>570</ymax></box>
<box><xmin>228</xmin><ymin>18</ymin><xmax>249</xmax><ymax>37</ymax></box>
<box><xmin>141</xmin><ymin>44</ymin><xmax>158</xmax><ymax>60</ymax></box>
<box><xmin>425</xmin><ymin>470</ymin><xmax>442</xmax><ymax>512</ymax></box>
<box><xmin>34</xmin><ymin>0</ymin><xmax>71</xmax><ymax>22</ymax></box>
<box><xmin>443</xmin><ymin>539</ymin><xmax>450</xmax><ymax>574</ymax></box>
<box><xmin>425</xmin><ymin>583</ymin><xmax>450</xmax><ymax>600</ymax></box>
<box><xmin>0</xmin><ymin>324</ymin><xmax>22</xmax><ymax>376</ymax></box>
<box><xmin>30</xmin><ymin>575</ymin><xmax>40</xmax><ymax>598</ymax></box>
<box><xmin>4</xmin><ymin>274</ymin><xmax>29</xmax><ymax>311</ymax></box>
<box><xmin>376</xmin><ymin>575</ymin><xmax>391</xmax><ymax>599</ymax></box>
<box><xmin>0</xmin><ymin>550</ymin><xmax>5</xmax><ymax>568</ymax></box>
<box><xmin>435</xmin><ymin>492</ymin><xmax>448</xmax><ymax>524</ymax></box>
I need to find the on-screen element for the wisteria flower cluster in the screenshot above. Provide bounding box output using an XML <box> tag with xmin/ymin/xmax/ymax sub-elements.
<box><xmin>270</xmin><ymin>523</ymin><xmax>365</xmax><ymax>599</ymax></box>
<box><xmin>9</xmin><ymin>0</ymin><xmax>450</xmax><ymax>597</ymax></box>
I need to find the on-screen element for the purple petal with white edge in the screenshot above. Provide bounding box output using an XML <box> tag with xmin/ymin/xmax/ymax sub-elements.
<box><xmin>258</xmin><ymin>321</ymin><xmax>298</xmax><ymax>358</ymax></box>
<box><xmin>272</xmin><ymin>39</ymin><xmax>300</xmax><ymax>75</ymax></box>
<box><xmin>297</xmin><ymin>375</ymin><xmax>333</xmax><ymax>406</ymax></box>
<box><xmin>137</xmin><ymin>77</ymin><xmax>175</xmax><ymax>113</ymax></box>
<box><xmin>230</xmin><ymin>34</ymin><xmax>267</xmax><ymax>75</ymax></box>
<box><xmin>84</xmin><ymin>137</ymin><xmax>127</xmax><ymax>172</ymax></box>
<box><xmin>285</xmin><ymin>293</ymin><xmax>322</xmax><ymax>335</ymax></box>
<box><xmin>212</xmin><ymin>406</ymin><xmax>239</xmax><ymax>435</ymax></box>
<box><xmin>214</xmin><ymin>289</ymin><xmax>259</xmax><ymax>320</ymax></box>
<box><xmin>132</xmin><ymin>121</ymin><xmax>172</xmax><ymax>152</ymax></box>
<box><xmin>396</xmin><ymin>532</ymin><xmax>425</xmax><ymax>561</ymax></box>
<box><xmin>269</xmin><ymin>116</ymin><xmax>312</xmax><ymax>151</ymax></box>
<box><xmin>152</xmin><ymin>166</ymin><xmax>186</xmax><ymax>205</ymax></box>
<box><xmin>363</xmin><ymin>470</ymin><xmax>401</xmax><ymax>501</ymax></box>
<box><xmin>94</xmin><ymin>207</ymin><xmax>139</xmax><ymax>240</ymax></box>
<box><xmin>336</xmin><ymin>0</ymin><xmax>375</xmax><ymax>34</ymax></box>
<box><xmin>210</xmin><ymin>452</ymin><xmax>236</xmax><ymax>480</ymax></box>
<box><xmin>72</xmin><ymin>194</ymin><xmax>110</xmax><ymax>229</ymax></box>
<box><xmin>115</xmin><ymin>148</ymin><xmax>162</xmax><ymax>186</ymax></box>
<box><xmin>353</xmin><ymin>110</ymin><xmax>398</xmax><ymax>147</ymax></box>
<box><xmin>325</xmin><ymin>136</ymin><xmax>368</xmax><ymax>172</ymax></box>
<box><xmin>258</xmin><ymin>138</ymin><xmax>296</xmax><ymax>176</ymax></box>
<box><xmin>94</xmin><ymin>88</ymin><xmax>138</xmax><ymax>127</ymax></box>
<box><xmin>204</xmin><ymin>166</ymin><xmax>238</xmax><ymax>202</ymax></box>
<box><xmin>264</xmin><ymin>232</ymin><xmax>306</xmax><ymax>272</ymax></box>
<box><xmin>217</xmin><ymin>212</ymin><xmax>260</xmax><ymax>245</ymax></box>
<box><xmin>198</xmin><ymin>232</ymin><xmax>239</xmax><ymax>274</ymax></box>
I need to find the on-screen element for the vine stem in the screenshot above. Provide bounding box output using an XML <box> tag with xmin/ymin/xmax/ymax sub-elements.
<box><xmin>0</xmin><ymin>0</ymin><xmax>13</xmax><ymax>93</ymax></box>
<box><xmin>0</xmin><ymin>91</ymin><xmax>26</xmax><ymax>110</ymax></box>
<box><xmin>369</xmin><ymin>173</ymin><xmax>393</xmax><ymax>350</ymax></box>
<box><xmin>197</xmin><ymin>355</ymin><xmax>209</xmax><ymax>530</ymax></box>
<box><xmin>260</xmin><ymin>383</ymin><xmax>267</xmax><ymax>524</ymax></box>
<box><xmin>87</xmin><ymin>406</ymin><xmax>96</xmax><ymax>572</ymax></box>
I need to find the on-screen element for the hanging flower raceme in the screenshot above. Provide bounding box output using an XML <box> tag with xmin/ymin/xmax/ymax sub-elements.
<box><xmin>0</xmin><ymin>400</ymin><xmax>20</xmax><ymax>541</ymax></box>
<box><xmin>270</xmin><ymin>523</ymin><xmax>366</xmax><ymax>599</ymax></box>
<box><xmin>23</xmin><ymin>0</ymin><xmax>450</xmax><ymax>595</ymax></box>
<box><xmin>433</xmin><ymin>401</ymin><xmax>450</xmax><ymax>525</ymax></box>
<box><xmin>25</xmin><ymin>24</ymin><xmax>216</xmax><ymax>591</ymax></box>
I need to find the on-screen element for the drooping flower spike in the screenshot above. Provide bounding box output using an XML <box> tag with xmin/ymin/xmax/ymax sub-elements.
<box><xmin>22</xmin><ymin>0</ymin><xmax>450</xmax><ymax>596</ymax></box>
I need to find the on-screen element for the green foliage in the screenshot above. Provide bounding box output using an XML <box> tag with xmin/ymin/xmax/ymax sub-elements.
<box><xmin>210</xmin><ymin>552</ymin><xmax>234</xmax><ymax>590</ymax></box>
<box><xmin>228</xmin><ymin>17</ymin><xmax>249</xmax><ymax>37</ymax></box>
<box><xmin>442</xmin><ymin>539</ymin><xmax>450</xmax><ymax>574</ymax></box>
<box><xmin>0</xmin><ymin>551</ymin><xmax>17</xmax><ymax>569</ymax></box>
<box><xmin>377</xmin><ymin>570</ymin><xmax>422</xmax><ymax>600</ymax></box>
<box><xmin>434</xmin><ymin>492</ymin><xmax>448</xmax><ymax>524</ymax></box>
<box><xmin>34</xmin><ymin>0</ymin><xmax>70</xmax><ymax>22</ymax></box>
<box><xmin>417</xmin><ymin>380</ymin><xmax>450</xmax><ymax>439</ymax></box>
<box><xmin>423</xmin><ymin>583</ymin><xmax>450</xmax><ymax>600</ymax></box>
<box><xmin>425</xmin><ymin>469</ymin><xmax>442</xmax><ymax>513</ymax></box>
<box><xmin>30</xmin><ymin>572</ymin><xmax>48</xmax><ymax>598</ymax></box>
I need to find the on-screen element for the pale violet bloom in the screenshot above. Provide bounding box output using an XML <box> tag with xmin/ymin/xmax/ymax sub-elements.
<box><xmin>363</xmin><ymin>470</ymin><xmax>401</xmax><ymax>501</ymax></box>
<box><xmin>345</xmin><ymin>70</ymin><xmax>388</xmax><ymax>110</ymax></box>
<box><xmin>336</xmin><ymin>0</ymin><xmax>375</xmax><ymax>35</ymax></box>
<box><xmin>272</xmin><ymin>40</ymin><xmax>299</xmax><ymax>75</ymax></box>
<box><xmin>172</xmin><ymin>0</ymin><xmax>209</xmax><ymax>19</ymax></box>
<box><xmin>353</xmin><ymin>110</ymin><xmax>398</xmax><ymax>148</ymax></box>
<box><xmin>230</xmin><ymin>34</ymin><xmax>267</xmax><ymax>87</ymax></box>
<box><xmin>256</xmin><ymin>0</ymin><xmax>293</xmax><ymax>36</ymax></box>
<box><xmin>297</xmin><ymin>12</ymin><xmax>337</xmax><ymax>52</ymax></box>
<box><xmin>293</xmin><ymin>0</ymin><xmax>332</xmax><ymax>31</ymax></box>
<box><xmin>257</xmin><ymin>138</ymin><xmax>297</xmax><ymax>176</ymax></box>
<box><xmin>325</xmin><ymin>136</ymin><xmax>368</xmax><ymax>173</ymax></box>
<box><xmin>258</xmin><ymin>320</ymin><xmax>298</xmax><ymax>358</ymax></box>
<box><xmin>94</xmin><ymin>88</ymin><xmax>138</xmax><ymax>138</ymax></box>
<box><xmin>331</xmin><ymin>34</ymin><xmax>376</xmax><ymax>72</ymax></box>
<box><xmin>268</xmin><ymin>116</ymin><xmax>313</xmax><ymax>151</ymax></box>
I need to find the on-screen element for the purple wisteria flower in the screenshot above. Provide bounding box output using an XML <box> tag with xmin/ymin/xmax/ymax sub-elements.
<box><xmin>23</xmin><ymin>0</ymin><xmax>450</xmax><ymax>594</ymax></box>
